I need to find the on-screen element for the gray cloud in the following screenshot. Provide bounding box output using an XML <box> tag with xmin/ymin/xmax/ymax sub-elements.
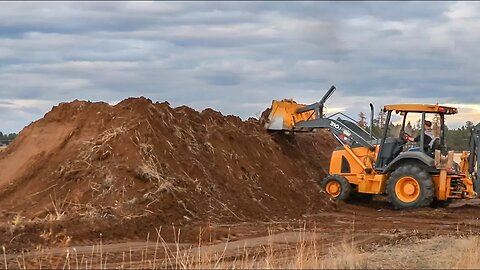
<box><xmin>0</xmin><ymin>2</ymin><xmax>479</xmax><ymax>133</ymax></box>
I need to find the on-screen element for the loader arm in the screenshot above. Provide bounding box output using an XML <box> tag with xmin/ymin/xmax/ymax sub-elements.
<box><xmin>295</xmin><ymin>118</ymin><xmax>375</xmax><ymax>150</ymax></box>
<box><xmin>265</xmin><ymin>84</ymin><xmax>376</xmax><ymax>150</ymax></box>
<box><xmin>296</xmin><ymin>85</ymin><xmax>336</xmax><ymax>118</ymax></box>
<box><xmin>265</xmin><ymin>85</ymin><xmax>375</xmax><ymax>150</ymax></box>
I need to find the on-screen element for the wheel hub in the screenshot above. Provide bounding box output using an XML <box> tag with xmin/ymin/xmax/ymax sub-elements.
<box><xmin>395</xmin><ymin>176</ymin><xmax>420</xmax><ymax>203</ymax></box>
<box><xmin>403</xmin><ymin>183</ymin><xmax>415</xmax><ymax>195</ymax></box>
<box><xmin>326</xmin><ymin>181</ymin><xmax>341</xmax><ymax>197</ymax></box>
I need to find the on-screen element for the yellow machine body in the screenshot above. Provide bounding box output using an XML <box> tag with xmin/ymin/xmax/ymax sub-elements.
<box><xmin>329</xmin><ymin>143</ymin><xmax>476</xmax><ymax>200</ymax></box>
<box><xmin>265</xmin><ymin>92</ymin><xmax>477</xmax><ymax>207</ymax></box>
<box><xmin>329</xmin><ymin>145</ymin><xmax>387</xmax><ymax>194</ymax></box>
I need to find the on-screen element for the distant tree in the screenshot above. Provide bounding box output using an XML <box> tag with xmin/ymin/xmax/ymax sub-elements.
<box><xmin>387</xmin><ymin>123</ymin><xmax>401</xmax><ymax>137</ymax></box>
<box><xmin>432</xmin><ymin>114</ymin><xmax>441</xmax><ymax>137</ymax></box>
<box><xmin>405</xmin><ymin>121</ymin><xmax>413</xmax><ymax>135</ymax></box>
<box><xmin>370</xmin><ymin>114</ymin><xmax>383</xmax><ymax>138</ymax></box>
<box><xmin>414</xmin><ymin>119</ymin><xmax>422</xmax><ymax>131</ymax></box>
<box><xmin>466</xmin><ymin>121</ymin><xmax>474</xmax><ymax>130</ymax></box>
<box><xmin>444</xmin><ymin>121</ymin><xmax>476</xmax><ymax>151</ymax></box>
<box><xmin>7</xmin><ymin>133</ymin><xmax>16</xmax><ymax>140</ymax></box>
<box><xmin>358</xmin><ymin>112</ymin><xmax>367</xmax><ymax>128</ymax></box>
<box><xmin>377</xmin><ymin>108</ymin><xmax>387</xmax><ymax>129</ymax></box>
<box><xmin>0</xmin><ymin>132</ymin><xmax>17</xmax><ymax>144</ymax></box>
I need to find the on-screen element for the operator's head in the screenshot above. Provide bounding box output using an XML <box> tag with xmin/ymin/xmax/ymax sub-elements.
<box><xmin>425</xmin><ymin>120</ymin><xmax>432</xmax><ymax>130</ymax></box>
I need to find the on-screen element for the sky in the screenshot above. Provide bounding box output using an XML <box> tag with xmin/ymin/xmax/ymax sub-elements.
<box><xmin>1</xmin><ymin>1</ymin><xmax>480</xmax><ymax>133</ymax></box>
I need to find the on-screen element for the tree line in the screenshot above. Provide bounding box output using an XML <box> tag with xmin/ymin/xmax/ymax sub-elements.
<box><xmin>357</xmin><ymin>110</ymin><xmax>477</xmax><ymax>151</ymax></box>
<box><xmin>0</xmin><ymin>132</ymin><xmax>17</xmax><ymax>144</ymax></box>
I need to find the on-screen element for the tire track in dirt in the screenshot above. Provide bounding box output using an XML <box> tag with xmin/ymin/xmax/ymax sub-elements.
<box><xmin>4</xmin><ymin>202</ymin><xmax>479</xmax><ymax>268</ymax></box>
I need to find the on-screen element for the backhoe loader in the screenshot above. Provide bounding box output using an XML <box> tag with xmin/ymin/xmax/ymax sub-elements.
<box><xmin>264</xmin><ymin>85</ymin><xmax>479</xmax><ymax>209</ymax></box>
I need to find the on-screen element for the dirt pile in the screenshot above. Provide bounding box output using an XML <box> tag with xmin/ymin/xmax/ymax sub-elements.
<box><xmin>0</xmin><ymin>97</ymin><xmax>336</xmax><ymax>226</ymax></box>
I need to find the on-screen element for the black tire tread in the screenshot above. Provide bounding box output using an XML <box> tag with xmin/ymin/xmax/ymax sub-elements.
<box><xmin>320</xmin><ymin>175</ymin><xmax>352</xmax><ymax>201</ymax></box>
<box><xmin>387</xmin><ymin>164</ymin><xmax>434</xmax><ymax>209</ymax></box>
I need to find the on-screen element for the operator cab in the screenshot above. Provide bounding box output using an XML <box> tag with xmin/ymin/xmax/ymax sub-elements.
<box><xmin>375</xmin><ymin>104</ymin><xmax>458</xmax><ymax>171</ymax></box>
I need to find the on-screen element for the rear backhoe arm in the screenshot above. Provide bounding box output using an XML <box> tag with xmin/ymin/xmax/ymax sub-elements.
<box><xmin>469</xmin><ymin>123</ymin><xmax>480</xmax><ymax>192</ymax></box>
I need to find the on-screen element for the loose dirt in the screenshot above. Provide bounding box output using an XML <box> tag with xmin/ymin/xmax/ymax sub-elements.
<box><xmin>0</xmin><ymin>97</ymin><xmax>336</xmax><ymax>250</ymax></box>
<box><xmin>1</xmin><ymin>97</ymin><xmax>480</xmax><ymax>268</ymax></box>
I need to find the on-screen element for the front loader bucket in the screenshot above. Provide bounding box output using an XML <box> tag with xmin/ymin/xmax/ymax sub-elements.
<box><xmin>264</xmin><ymin>99</ymin><xmax>317</xmax><ymax>131</ymax></box>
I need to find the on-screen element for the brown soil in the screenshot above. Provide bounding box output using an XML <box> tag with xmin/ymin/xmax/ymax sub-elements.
<box><xmin>0</xmin><ymin>97</ymin><xmax>337</xmax><ymax>250</ymax></box>
<box><xmin>5</xmin><ymin>200</ymin><xmax>480</xmax><ymax>268</ymax></box>
<box><xmin>2</xmin><ymin>97</ymin><xmax>480</xmax><ymax>264</ymax></box>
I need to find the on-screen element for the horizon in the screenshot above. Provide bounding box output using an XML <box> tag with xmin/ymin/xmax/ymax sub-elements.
<box><xmin>1</xmin><ymin>2</ymin><xmax>480</xmax><ymax>133</ymax></box>
<box><xmin>1</xmin><ymin>96</ymin><xmax>476</xmax><ymax>135</ymax></box>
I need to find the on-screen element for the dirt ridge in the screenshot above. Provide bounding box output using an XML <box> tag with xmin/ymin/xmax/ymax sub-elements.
<box><xmin>0</xmin><ymin>97</ymin><xmax>336</xmax><ymax>228</ymax></box>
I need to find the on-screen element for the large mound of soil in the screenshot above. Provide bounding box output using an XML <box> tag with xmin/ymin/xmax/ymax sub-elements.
<box><xmin>0</xmin><ymin>98</ymin><xmax>336</xmax><ymax>226</ymax></box>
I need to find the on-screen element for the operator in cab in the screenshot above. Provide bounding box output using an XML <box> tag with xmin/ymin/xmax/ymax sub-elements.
<box><xmin>405</xmin><ymin>120</ymin><xmax>434</xmax><ymax>152</ymax></box>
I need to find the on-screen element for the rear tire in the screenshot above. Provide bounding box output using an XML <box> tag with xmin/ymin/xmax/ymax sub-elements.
<box><xmin>320</xmin><ymin>175</ymin><xmax>352</xmax><ymax>201</ymax></box>
<box><xmin>387</xmin><ymin>164</ymin><xmax>434</xmax><ymax>209</ymax></box>
<box><xmin>474</xmin><ymin>177</ymin><xmax>480</xmax><ymax>195</ymax></box>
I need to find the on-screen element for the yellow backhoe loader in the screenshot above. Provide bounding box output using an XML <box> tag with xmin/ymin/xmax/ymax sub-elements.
<box><xmin>264</xmin><ymin>85</ymin><xmax>479</xmax><ymax>209</ymax></box>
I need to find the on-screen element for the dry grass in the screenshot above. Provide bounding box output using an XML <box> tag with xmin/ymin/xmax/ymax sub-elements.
<box><xmin>0</xmin><ymin>225</ymin><xmax>367</xmax><ymax>269</ymax></box>
<box><xmin>8</xmin><ymin>214</ymin><xmax>24</xmax><ymax>235</ymax></box>
<box><xmin>133</xmin><ymin>132</ymin><xmax>180</xmax><ymax>196</ymax></box>
<box><xmin>78</xmin><ymin>125</ymin><xmax>127</xmax><ymax>162</ymax></box>
<box><xmin>360</xmin><ymin>233</ymin><xmax>480</xmax><ymax>269</ymax></box>
<box><xmin>4</xmin><ymin>228</ymin><xmax>480</xmax><ymax>269</ymax></box>
<box><xmin>46</xmin><ymin>194</ymin><xmax>70</xmax><ymax>222</ymax></box>
<box><xmin>440</xmin><ymin>236</ymin><xmax>480</xmax><ymax>269</ymax></box>
<box><xmin>3</xmin><ymin>229</ymin><xmax>480</xmax><ymax>269</ymax></box>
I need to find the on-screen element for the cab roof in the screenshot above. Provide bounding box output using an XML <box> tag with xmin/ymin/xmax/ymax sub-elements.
<box><xmin>383</xmin><ymin>104</ymin><xmax>458</xmax><ymax>115</ymax></box>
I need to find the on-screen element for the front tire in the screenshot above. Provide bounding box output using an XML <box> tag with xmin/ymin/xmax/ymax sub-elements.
<box><xmin>320</xmin><ymin>175</ymin><xmax>352</xmax><ymax>201</ymax></box>
<box><xmin>387</xmin><ymin>164</ymin><xmax>434</xmax><ymax>209</ymax></box>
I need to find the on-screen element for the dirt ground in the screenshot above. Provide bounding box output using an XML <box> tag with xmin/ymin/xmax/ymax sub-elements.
<box><xmin>4</xmin><ymin>199</ymin><xmax>480</xmax><ymax>268</ymax></box>
<box><xmin>1</xmin><ymin>98</ymin><xmax>480</xmax><ymax>268</ymax></box>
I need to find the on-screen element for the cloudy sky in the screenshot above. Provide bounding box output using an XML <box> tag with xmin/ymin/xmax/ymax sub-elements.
<box><xmin>1</xmin><ymin>1</ymin><xmax>480</xmax><ymax>133</ymax></box>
